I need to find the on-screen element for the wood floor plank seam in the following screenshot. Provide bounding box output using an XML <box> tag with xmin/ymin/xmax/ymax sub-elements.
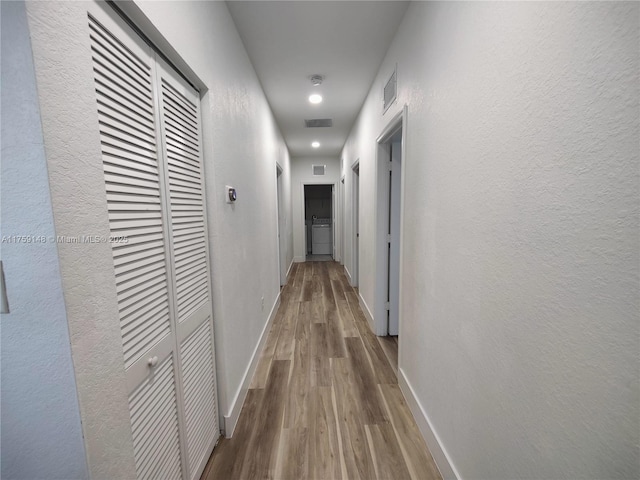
<box><xmin>202</xmin><ymin>261</ymin><xmax>441</xmax><ymax>480</ymax></box>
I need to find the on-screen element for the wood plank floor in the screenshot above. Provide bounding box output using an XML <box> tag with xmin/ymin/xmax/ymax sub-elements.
<box><xmin>201</xmin><ymin>261</ymin><xmax>441</xmax><ymax>480</ymax></box>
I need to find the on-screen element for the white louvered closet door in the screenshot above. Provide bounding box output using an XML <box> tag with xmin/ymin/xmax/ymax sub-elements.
<box><xmin>87</xmin><ymin>4</ymin><xmax>218</xmax><ymax>480</ymax></box>
<box><xmin>155</xmin><ymin>58</ymin><xmax>219</xmax><ymax>480</ymax></box>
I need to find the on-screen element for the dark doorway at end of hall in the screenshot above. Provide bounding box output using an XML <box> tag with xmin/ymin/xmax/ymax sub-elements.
<box><xmin>304</xmin><ymin>184</ymin><xmax>333</xmax><ymax>262</ymax></box>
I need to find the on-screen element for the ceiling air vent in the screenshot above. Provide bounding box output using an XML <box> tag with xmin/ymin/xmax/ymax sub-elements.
<box><xmin>305</xmin><ymin>119</ymin><xmax>333</xmax><ymax>128</ymax></box>
<box><xmin>312</xmin><ymin>165</ymin><xmax>326</xmax><ymax>176</ymax></box>
<box><xmin>383</xmin><ymin>66</ymin><xmax>397</xmax><ymax>113</ymax></box>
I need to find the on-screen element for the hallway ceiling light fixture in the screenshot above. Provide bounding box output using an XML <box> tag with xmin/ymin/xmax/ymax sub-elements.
<box><xmin>311</xmin><ymin>141</ymin><xmax>320</xmax><ymax>148</ymax></box>
<box><xmin>308</xmin><ymin>94</ymin><xmax>323</xmax><ymax>104</ymax></box>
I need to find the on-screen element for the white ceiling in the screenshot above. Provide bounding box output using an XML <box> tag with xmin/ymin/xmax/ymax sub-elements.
<box><xmin>226</xmin><ymin>1</ymin><xmax>409</xmax><ymax>158</ymax></box>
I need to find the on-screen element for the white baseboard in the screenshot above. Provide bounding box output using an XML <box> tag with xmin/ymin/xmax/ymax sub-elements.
<box><xmin>293</xmin><ymin>255</ymin><xmax>306</xmax><ymax>263</ymax></box>
<box><xmin>398</xmin><ymin>368</ymin><xmax>460</xmax><ymax>480</ymax></box>
<box><xmin>358</xmin><ymin>293</ymin><xmax>376</xmax><ymax>333</ymax></box>
<box><xmin>286</xmin><ymin>258</ymin><xmax>295</xmax><ymax>277</ymax></box>
<box><xmin>223</xmin><ymin>293</ymin><xmax>280</xmax><ymax>437</ymax></box>
<box><xmin>344</xmin><ymin>266</ymin><xmax>353</xmax><ymax>285</ymax></box>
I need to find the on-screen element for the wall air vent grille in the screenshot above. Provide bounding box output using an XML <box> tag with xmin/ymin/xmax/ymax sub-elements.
<box><xmin>383</xmin><ymin>66</ymin><xmax>397</xmax><ymax>113</ymax></box>
<box><xmin>312</xmin><ymin>165</ymin><xmax>326</xmax><ymax>176</ymax></box>
<box><xmin>305</xmin><ymin>119</ymin><xmax>333</xmax><ymax>128</ymax></box>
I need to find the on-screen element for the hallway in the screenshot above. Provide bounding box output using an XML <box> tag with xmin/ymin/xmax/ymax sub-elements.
<box><xmin>202</xmin><ymin>262</ymin><xmax>440</xmax><ymax>480</ymax></box>
<box><xmin>2</xmin><ymin>1</ymin><xmax>637</xmax><ymax>478</ymax></box>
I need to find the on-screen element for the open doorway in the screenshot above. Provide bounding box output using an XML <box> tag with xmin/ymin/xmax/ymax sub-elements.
<box><xmin>375</xmin><ymin>108</ymin><xmax>406</xmax><ymax>341</ymax></box>
<box><xmin>304</xmin><ymin>184</ymin><xmax>334</xmax><ymax>261</ymax></box>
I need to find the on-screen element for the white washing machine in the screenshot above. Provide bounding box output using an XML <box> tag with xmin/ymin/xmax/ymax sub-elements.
<box><xmin>311</xmin><ymin>219</ymin><xmax>332</xmax><ymax>255</ymax></box>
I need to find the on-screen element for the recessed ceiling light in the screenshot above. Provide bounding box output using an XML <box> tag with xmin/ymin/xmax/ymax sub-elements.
<box><xmin>311</xmin><ymin>141</ymin><xmax>320</xmax><ymax>148</ymax></box>
<box><xmin>309</xmin><ymin>94</ymin><xmax>323</xmax><ymax>104</ymax></box>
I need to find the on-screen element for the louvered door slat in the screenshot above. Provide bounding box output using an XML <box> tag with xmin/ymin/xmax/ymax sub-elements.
<box><xmin>90</xmin><ymin>40</ymin><xmax>154</xmax><ymax>98</ymax></box>
<box><xmin>167</xmin><ymin>162</ymin><xmax>201</xmax><ymax>179</ymax></box>
<box><xmin>93</xmin><ymin>71</ymin><xmax>155</xmax><ymax>119</ymax></box>
<box><xmin>174</xmin><ymin>233</ymin><xmax>205</xmax><ymax>247</ymax></box>
<box><xmin>113</xmin><ymin>245</ymin><xmax>165</xmax><ymax>265</ymax></box>
<box><xmin>121</xmin><ymin>299</ymin><xmax>169</xmax><ymax>339</ymax></box>
<box><xmin>98</xmin><ymin>104</ymin><xmax>156</xmax><ymax>139</ymax></box>
<box><xmin>90</xmin><ymin>46</ymin><xmax>154</xmax><ymax>105</ymax></box>
<box><xmin>175</xmin><ymin>256</ymin><xmax>207</xmax><ymax>279</ymax></box>
<box><xmin>165</xmin><ymin>123</ymin><xmax>199</xmax><ymax>149</ymax></box>
<box><xmin>104</xmin><ymin>161</ymin><xmax>160</xmax><ymax>183</ymax></box>
<box><xmin>163</xmin><ymin>111</ymin><xmax>198</xmax><ymax>136</ymax></box>
<box><xmin>118</xmin><ymin>275</ymin><xmax>166</xmax><ymax>313</ymax></box>
<box><xmin>167</xmin><ymin>162</ymin><xmax>201</xmax><ymax>180</ymax></box>
<box><xmin>102</xmin><ymin>151</ymin><xmax>160</xmax><ymax>176</ymax></box>
<box><xmin>166</xmin><ymin>143</ymin><xmax>201</xmax><ymax>165</ymax></box>
<box><xmin>163</xmin><ymin>91</ymin><xmax>199</xmax><ymax>127</ymax></box>
<box><xmin>109</xmin><ymin>204</ymin><xmax>163</xmax><ymax>215</ymax></box>
<box><xmin>174</xmin><ymin>240</ymin><xmax>205</xmax><ymax>259</ymax></box>
<box><xmin>176</xmin><ymin>276</ymin><xmax>208</xmax><ymax>301</ymax></box>
<box><xmin>167</xmin><ymin>167</ymin><xmax>202</xmax><ymax>184</ymax></box>
<box><xmin>102</xmin><ymin>134</ymin><xmax>159</xmax><ymax>162</ymax></box>
<box><xmin>113</xmin><ymin>248</ymin><xmax>165</xmax><ymax>272</ymax></box>
<box><xmin>99</xmin><ymin>121</ymin><xmax>157</xmax><ymax>151</ymax></box>
<box><xmin>169</xmin><ymin>181</ymin><xmax>202</xmax><ymax>196</ymax></box>
<box><xmin>162</xmin><ymin>92</ymin><xmax>197</xmax><ymax>120</ymax></box>
<box><xmin>111</xmin><ymin>223</ymin><xmax>163</xmax><ymax>238</ymax></box>
<box><xmin>112</xmin><ymin>235</ymin><xmax>163</xmax><ymax>251</ymax></box>
<box><xmin>107</xmin><ymin>194</ymin><xmax>161</xmax><ymax>205</ymax></box>
<box><xmin>169</xmin><ymin>196</ymin><xmax>202</xmax><ymax>208</ymax></box>
<box><xmin>88</xmin><ymin>19</ymin><xmax>150</xmax><ymax>78</ymax></box>
<box><xmin>97</xmin><ymin>96</ymin><xmax>156</xmax><ymax>134</ymax></box>
<box><xmin>115</xmin><ymin>261</ymin><xmax>165</xmax><ymax>293</ymax></box>
<box><xmin>165</xmin><ymin>132</ymin><xmax>200</xmax><ymax>155</ymax></box>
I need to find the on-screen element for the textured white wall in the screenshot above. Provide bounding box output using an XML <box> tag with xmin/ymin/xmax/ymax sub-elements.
<box><xmin>342</xmin><ymin>2</ymin><xmax>639</xmax><ymax>478</ymax></box>
<box><xmin>291</xmin><ymin>157</ymin><xmax>341</xmax><ymax>261</ymax></box>
<box><xmin>24</xmin><ymin>2</ymin><xmax>139</xmax><ymax>477</ymax></box>
<box><xmin>24</xmin><ymin>0</ymin><xmax>292</xmax><ymax>476</ymax></box>
<box><xmin>0</xmin><ymin>2</ymin><xmax>89</xmax><ymax>479</ymax></box>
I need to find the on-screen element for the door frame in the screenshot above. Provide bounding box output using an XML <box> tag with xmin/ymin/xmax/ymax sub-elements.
<box><xmin>332</xmin><ymin>182</ymin><xmax>337</xmax><ymax>260</ymax></box>
<box><xmin>340</xmin><ymin>174</ymin><xmax>346</xmax><ymax>265</ymax></box>
<box><xmin>300</xmin><ymin>181</ymin><xmax>337</xmax><ymax>259</ymax></box>
<box><xmin>350</xmin><ymin>161</ymin><xmax>360</xmax><ymax>287</ymax></box>
<box><xmin>374</xmin><ymin>105</ymin><xmax>407</xmax><ymax>336</ymax></box>
<box><xmin>276</xmin><ymin>164</ymin><xmax>287</xmax><ymax>285</ymax></box>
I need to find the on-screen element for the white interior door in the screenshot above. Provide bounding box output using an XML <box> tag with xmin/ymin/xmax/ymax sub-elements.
<box><xmin>88</xmin><ymin>5</ymin><xmax>218</xmax><ymax>480</ymax></box>
<box><xmin>156</xmin><ymin>58</ymin><xmax>219</xmax><ymax>480</ymax></box>
<box><xmin>388</xmin><ymin>139</ymin><xmax>402</xmax><ymax>335</ymax></box>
